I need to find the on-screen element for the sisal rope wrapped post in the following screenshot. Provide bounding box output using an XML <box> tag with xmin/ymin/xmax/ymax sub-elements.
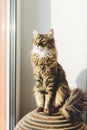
<box><xmin>14</xmin><ymin>110</ymin><xmax>87</xmax><ymax>130</ymax></box>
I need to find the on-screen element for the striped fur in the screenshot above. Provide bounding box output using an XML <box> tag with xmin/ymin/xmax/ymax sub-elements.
<box><xmin>31</xmin><ymin>29</ymin><xmax>87</xmax><ymax>120</ymax></box>
<box><xmin>60</xmin><ymin>88</ymin><xmax>87</xmax><ymax>120</ymax></box>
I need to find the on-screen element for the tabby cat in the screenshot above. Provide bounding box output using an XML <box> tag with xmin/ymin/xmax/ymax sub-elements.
<box><xmin>31</xmin><ymin>29</ymin><xmax>87</xmax><ymax>120</ymax></box>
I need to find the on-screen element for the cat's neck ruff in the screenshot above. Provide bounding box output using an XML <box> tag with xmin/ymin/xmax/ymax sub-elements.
<box><xmin>31</xmin><ymin>45</ymin><xmax>48</xmax><ymax>58</ymax></box>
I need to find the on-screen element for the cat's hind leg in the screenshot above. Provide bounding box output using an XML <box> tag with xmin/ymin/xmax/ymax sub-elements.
<box><xmin>54</xmin><ymin>83</ymin><xmax>70</xmax><ymax>111</ymax></box>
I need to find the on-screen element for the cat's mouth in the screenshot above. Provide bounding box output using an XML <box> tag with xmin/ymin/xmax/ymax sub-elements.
<box><xmin>38</xmin><ymin>46</ymin><xmax>43</xmax><ymax>50</ymax></box>
<box><xmin>31</xmin><ymin>45</ymin><xmax>48</xmax><ymax>58</ymax></box>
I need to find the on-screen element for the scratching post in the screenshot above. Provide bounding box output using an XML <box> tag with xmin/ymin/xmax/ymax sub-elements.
<box><xmin>14</xmin><ymin>110</ymin><xmax>87</xmax><ymax>130</ymax></box>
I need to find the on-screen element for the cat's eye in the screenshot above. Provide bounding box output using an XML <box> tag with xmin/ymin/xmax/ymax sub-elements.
<box><xmin>42</xmin><ymin>40</ymin><xmax>45</xmax><ymax>42</ymax></box>
<box><xmin>42</xmin><ymin>39</ymin><xmax>46</xmax><ymax>44</ymax></box>
<box><xmin>40</xmin><ymin>42</ymin><xmax>46</xmax><ymax>46</ymax></box>
<box><xmin>42</xmin><ymin>41</ymin><xmax>46</xmax><ymax>44</ymax></box>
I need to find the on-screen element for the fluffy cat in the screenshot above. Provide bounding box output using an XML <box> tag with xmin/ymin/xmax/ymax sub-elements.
<box><xmin>31</xmin><ymin>29</ymin><xmax>87</xmax><ymax>120</ymax></box>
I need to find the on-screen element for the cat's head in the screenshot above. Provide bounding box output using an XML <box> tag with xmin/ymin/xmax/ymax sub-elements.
<box><xmin>32</xmin><ymin>29</ymin><xmax>55</xmax><ymax>49</ymax></box>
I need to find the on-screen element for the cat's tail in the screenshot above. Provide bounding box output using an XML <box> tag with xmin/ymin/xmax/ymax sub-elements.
<box><xmin>60</xmin><ymin>88</ymin><xmax>87</xmax><ymax>120</ymax></box>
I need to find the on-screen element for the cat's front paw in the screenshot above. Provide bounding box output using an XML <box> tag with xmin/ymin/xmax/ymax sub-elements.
<box><xmin>36</xmin><ymin>107</ymin><xmax>44</xmax><ymax>112</ymax></box>
<box><xmin>44</xmin><ymin>108</ymin><xmax>51</xmax><ymax>115</ymax></box>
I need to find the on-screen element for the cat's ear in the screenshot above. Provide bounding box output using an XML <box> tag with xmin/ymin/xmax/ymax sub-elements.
<box><xmin>48</xmin><ymin>29</ymin><xmax>54</xmax><ymax>39</ymax></box>
<box><xmin>33</xmin><ymin>29</ymin><xmax>39</xmax><ymax>37</ymax></box>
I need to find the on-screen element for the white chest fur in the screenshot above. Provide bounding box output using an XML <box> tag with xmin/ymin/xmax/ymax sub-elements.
<box><xmin>31</xmin><ymin>45</ymin><xmax>48</xmax><ymax>58</ymax></box>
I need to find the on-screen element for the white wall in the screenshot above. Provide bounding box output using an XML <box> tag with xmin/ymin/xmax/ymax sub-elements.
<box><xmin>20</xmin><ymin>0</ymin><xmax>87</xmax><ymax>118</ymax></box>
<box><xmin>51</xmin><ymin>0</ymin><xmax>87</xmax><ymax>90</ymax></box>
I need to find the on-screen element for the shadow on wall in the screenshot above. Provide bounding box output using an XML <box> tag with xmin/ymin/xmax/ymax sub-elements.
<box><xmin>20</xmin><ymin>0</ymin><xmax>51</xmax><ymax>118</ymax></box>
<box><xmin>76</xmin><ymin>69</ymin><xmax>87</xmax><ymax>91</ymax></box>
<box><xmin>76</xmin><ymin>69</ymin><xmax>87</xmax><ymax>122</ymax></box>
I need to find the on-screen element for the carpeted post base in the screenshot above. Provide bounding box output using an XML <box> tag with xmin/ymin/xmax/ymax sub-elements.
<box><xmin>14</xmin><ymin>110</ymin><xmax>87</xmax><ymax>130</ymax></box>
